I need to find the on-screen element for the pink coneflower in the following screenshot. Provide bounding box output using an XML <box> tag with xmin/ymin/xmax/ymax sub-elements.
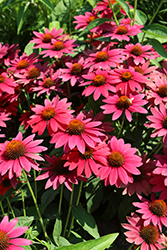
<box><xmin>40</xmin><ymin>38</ymin><xmax>77</xmax><ymax>59</ymax></box>
<box><xmin>84</xmin><ymin>45</ymin><xmax>124</xmax><ymax>71</ymax></box>
<box><xmin>101</xmin><ymin>91</ymin><xmax>148</xmax><ymax>121</ymax></box>
<box><xmin>79</xmin><ymin>68</ymin><xmax>116</xmax><ymax>101</ymax></box>
<box><xmin>50</xmin><ymin>112</ymin><xmax>105</xmax><ymax>154</ymax></box>
<box><xmin>0</xmin><ymin>72</ymin><xmax>17</xmax><ymax>95</ymax></box>
<box><xmin>30</xmin><ymin>27</ymin><xmax>64</xmax><ymax>48</ymax></box>
<box><xmin>153</xmin><ymin>146</ymin><xmax>167</xmax><ymax>179</ymax></box>
<box><xmin>28</xmin><ymin>95</ymin><xmax>74</xmax><ymax>136</ymax></box>
<box><xmin>121</xmin><ymin>153</ymin><xmax>155</xmax><ymax>196</ymax></box>
<box><xmin>145</xmin><ymin>103</ymin><xmax>167</xmax><ymax>141</ymax></box>
<box><xmin>150</xmin><ymin>174</ymin><xmax>167</xmax><ymax>201</ymax></box>
<box><xmin>0</xmin><ymin>132</ymin><xmax>47</xmax><ymax>179</ymax></box>
<box><xmin>133</xmin><ymin>194</ymin><xmax>167</xmax><ymax>231</ymax></box>
<box><xmin>0</xmin><ymin>215</ymin><xmax>32</xmax><ymax>249</ymax></box>
<box><xmin>0</xmin><ymin>111</ymin><xmax>11</xmax><ymax>127</ymax></box>
<box><xmin>63</xmin><ymin>141</ymin><xmax>109</xmax><ymax>178</ymax></box>
<box><xmin>36</xmin><ymin>154</ymin><xmax>87</xmax><ymax>191</ymax></box>
<box><xmin>0</xmin><ymin>173</ymin><xmax>19</xmax><ymax>195</ymax></box>
<box><xmin>0</xmin><ymin>93</ymin><xmax>19</xmax><ymax>116</ymax></box>
<box><xmin>0</xmin><ymin>43</ymin><xmax>8</xmax><ymax>59</ymax></box>
<box><xmin>73</xmin><ymin>11</ymin><xmax>98</xmax><ymax>31</ymax></box>
<box><xmin>112</xmin><ymin>66</ymin><xmax>148</xmax><ymax>94</ymax></box>
<box><xmin>8</xmin><ymin>52</ymin><xmax>40</xmax><ymax>74</ymax></box>
<box><xmin>122</xmin><ymin>213</ymin><xmax>163</xmax><ymax>250</ymax></box>
<box><xmin>98</xmin><ymin>136</ymin><xmax>142</xmax><ymax>187</ymax></box>
<box><xmin>146</xmin><ymin>75</ymin><xmax>167</xmax><ymax>106</ymax></box>
<box><xmin>106</xmin><ymin>21</ymin><xmax>143</xmax><ymax>42</ymax></box>
<box><xmin>31</xmin><ymin>70</ymin><xmax>62</xmax><ymax>96</ymax></box>
<box><xmin>124</xmin><ymin>43</ymin><xmax>159</xmax><ymax>65</ymax></box>
<box><xmin>59</xmin><ymin>57</ymin><xmax>88</xmax><ymax>87</ymax></box>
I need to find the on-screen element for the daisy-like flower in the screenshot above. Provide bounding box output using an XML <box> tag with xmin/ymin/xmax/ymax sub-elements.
<box><xmin>145</xmin><ymin>103</ymin><xmax>167</xmax><ymax>142</ymax></box>
<box><xmin>0</xmin><ymin>72</ymin><xmax>17</xmax><ymax>95</ymax></box>
<box><xmin>98</xmin><ymin>136</ymin><xmax>142</xmax><ymax>187</ymax></box>
<box><xmin>50</xmin><ymin>112</ymin><xmax>105</xmax><ymax>154</ymax></box>
<box><xmin>150</xmin><ymin>175</ymin><xmax>167</xmax><ymax>201</ymax></box>
<box><xmin>122</xmin><ymin>213</ymin><xmax>163</xmax><ymax>250</ymax></box>
<box><xmin>0</xmin><ymin>111</ymin><xmax>11</xmax><ymax>128</ymax></box>
<box><xmin>133</xmin><ymin>194</ymin><xmax>167</xmax><ymax>231</ymax></box>
<box><xmin>40</xmin><ymin>38</ymin><xmax>77</xmax><ymax>59</ymax></box>
<box><xmin>0</xmin><ymin>215</ymin><xmax>32</xmax><ymax>249</ymax></box>
<box><xmin>31</xmin><ymin>71</ymin><xmax>62</xmax><ymax>96</ymax></box>
<box><xmin>36</xmin><ymin>154</ymin><xmax>87</xmax><ymax>191</ymax></box>
<box><xmin>101</xmin><ymin>91</ymin><xmax>148</xmax><ymax>121</ymax></box>
<box><xmin>73</xmin><ymin>11</ymin><xmax>98</xmax><ymax>31</ymax></box>
<box><xmin>63</xmin><ymin>141</ymin><xmax>110</xmax><ymax>178</ymax></box>
<box><xmin>7</xmin><ymin>52</ymin><xmax>40</xmax><ymax>74</ymax></box>
<box><xmin>121</xmin><ymin>153</ymin><xmax>155</xmax><ymax>196</ymax></box>
<box><xmin>30</xmin><ymin>27</ymin><xmax>64</xmax><ymax>48</ymax></box>
<box><xmin>106</xmin><ymin>21</ymin><xmax>143</xmax><ymax>42</ymax></box>
<box><xmin>0</xmin><ymin>132</ymin><xmax>47</xmax><ymax>179</ymax></box>
<box><xmin>84</xmin><ymin>45</ymin><xmax>124</xmax><ymax>71</ymax></box>
<box><xmin>124</xmin><ymin>43</ymin><xmax>159</xmax><ymax>65</ymax></box>
<box><xmin>59</xmin><ymin>57</ymin><xmax>88</xmax><ymax>87</ymax></box>
<box><xmin>153</xmin><ymin>146</ymin><xmax>167</xmax><ymax>180</ymax></box>
<box><xmin>0</xmin><ymin>43</ymin><xmax>8</xmax><ymax>59</ymax></box>
<box><xmin>79</xmin><ymin>68</ymin><xmax>116</xmax><ymax>101</ymax></box>
<box><xmin>0</xmin><ymin>93</ymin><xmax>19</xmax><ymax>116</ymax></box>
<box><xmin>112</xmin><ymin>66</ymin><xmax>149</xmax><ymax>94</ymax></box>
<box><xmin>28</xmin><ymin>95</ymin><xmax>74</xmax><ymax>136</ymax></box>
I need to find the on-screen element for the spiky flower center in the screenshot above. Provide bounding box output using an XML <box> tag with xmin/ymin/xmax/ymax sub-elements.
<box><xmin>17</xmin><ymin>60</ymin><xmax>29</xmax><ymax>69</ymax></box>
<box><xmin>87</xmin><ymin>16</ymin><xmax>96</xmax><ymax>23</ymax></box>
<box><xmin>2</xmin><ymin>178</ymin><xmax>11</xmax><ymax>187</ymax></box>
<box><xmin>0</xmin><ymin>75</ymin><xmax>5</xmax><ymax>83</ymax></box>
<box><xmin>162</xmin><ymin>116</ymin><xmax>167</xmax><ymax>129</ymax></box>
<box><xmin>116</xmin><ymin>25</ymin><xmax>128</xmax><ymax>34</ymax></box>
<box><xmin>130</xmin><ymin>45</ymin><xmax>143</xmax><ymax>56</ymax></box>
<box><xmin>96</xmin><ymin>51</ymin><xmax>109</xmax><ymax>62</ymax></box>
<box><xmin>5</xmin><ymin>140</ymin><xmax>26</xmax><ymax>160</ymax></box>
<box><xmin>81</xmin><ymin>147</ymin><xmax>94</xmax><ymax>159</ymax></box>
<box><xmin>67</xmin><ymin>119</ymin><xmax>85</xmax><ymax>135</ymax></box>
<box><xmin>140</xmin><ymin>225</ymin><xmax>159</xmax><ymax>245</ymax></box>
<box><xmin>52</xmin><ymin>41</ymin><xmax>65</xmax><ymax>51</ymax></box>
<box><xmin>149</xmin><ymin>200</ymin><xmax>167</xmax><ymax>217</ymax></box>
<box><xmin>134</xmin><ymin>66</ymin><xmax>144</xmax><ymax>75</ymax></box>
<box><xmin>71</xmin><ymin>63</ymin><xmax>83</xmax><ymax>75</ymax></box>
<box><xmin>53</xmin><ymin>157</ymin><xmax>69</xmax><ymax>175</ymax></box>
<box><xmin>0</xmin><ymin>229</ymin><xmax>9</xmax><ymax>249</ymax></box>
<box><xmin>116</xmin><ymin>96</ymin><xmax>132</xmax><ymax>109</ymax></box>
<box><xmin>27</xmin><ymin>67</ymin><xmax>40</xmax><ymax>79</ymax></box>
<box><xmin>42</xmin><ymin>107</ymin><xmax>55</xmax><ymax>120</ymax></box>
<box><xmin>157</xmin><ymin>84</ymin><xmax>167</xmax><ymax>98</ymax></box>
<box><xmin>121</xmin><ymin>71</ymin><xmax>132</xmax><ymax>81</ymax></box>
<box><xmin>107</xmin><ymin>151</ymin><xmax>125</xmax><ymax>167</ymax></box>
<box><xmin>93</xmin><ymin>74</ymin><xmax>106</xmax><ymax>86</ymax></box>
<box><xmin>42</xmin><ymin>33</ymin><xmax>53</xmax><ymax>43</ymax></box>
<box><xmin>43</xmin><ymin>78</ymin><xmax>54</xmax><ymax>88</ymax></box>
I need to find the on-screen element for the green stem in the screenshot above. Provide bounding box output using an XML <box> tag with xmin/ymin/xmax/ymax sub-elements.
<box><xmin>68</xmin><ymin>0</ymin><xmax>71</xmax><ymax>34</ymax></box>
<box><xmin>127</xmin><ymin>243</ymin><xmax>135</xmax><ymax>250</ymax></box>
<box><xmin>34</xmin><ymin>169</ymin><xmax>37</xmax><ymax>200</ymax></box>
<box><xmin>109</xmin><ymin>0</ymin><xmax>119</xmax><ymax>26</ymax></box>
<box><xmin>6</xmin><ymin>197</ymin><xmax>15</xmax><ymax>218</ymax></box>
<box><xmin>58</xmin><ymin>184</ymin><xmax>64</xmax><ymax>216</ymax></box>
<box><xmin>67</xmin><ymin>181</ymin><xmax>83</xmax><ymax>238</ymax></box>
<box><xmin>62</xmin><ymin>184</ymin><xmax>74</xmax><ymax>237</ymax></box>
<box><xmin>132</xmin><ymin>0</ymin><xmax>137</xmax><ymax>25</ymax></box>
<box><xmin>21</xmin><ymin>187</ymin><xmax>26</xmax><ymax>217</ymax></box>
<box><xmin>0</xmin><ymin>200</ymin><xmax>5</xmax><ymax>217</ymax></box>
<box><xmin>147</xmin><ymin>138</ymin><xmax>163</xmax><ymax>158</ymax></box>
<box><xmin>141</xmin><ymin>0</ymin><xmax>163</xmax><ymax>44</ymax></box>
<box><xmin>22</xmin><ymin>169</ymin><xmax>49</xmax><ymax>241</ymax></box>
<box><xmin>117</xmin><ymin>112</ymin><xmax>125</xmax><ymax>138</ymax></box>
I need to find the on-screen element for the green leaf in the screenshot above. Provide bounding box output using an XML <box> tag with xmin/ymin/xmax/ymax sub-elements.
<box><xmin>54</xmin><ymin>233</ymin><xmax>119</xmax><ymax>250</ymax></box>
<box><xmin>78</xmin><ymin>18</ymin><xmax>110</xmax><ymax>37</ymax></box>
<box><xmin>24</xmin><ymin>42</ymin><xmax>35</xmax><ymax>56</ymax></box>
<box><xmin>142</xmin><ymin>23</ymin><xmax>167</xmax><ymax>43</ymax></box>
<box><xmin>115</xmin><ymin>0</ymin><xmax>130</xmax><ymax>17</ymax></box>
<box><xmin>147</xmin><ymin>38</ymin><xmax>167</xmax><ymax>59</ymax></box>
<box><xmin>17</xmin><ymin>2</ymin><xmax>30</xmax><ymax>35</ymax></box>
<box><xmin>22</xmin><ymin>246</ymin><xmax>32</xmax><ymax>250</ymax></box>
<box><xmin>41</xmin><ymin>187</ymin><xmax>60</xmax><ymax>207</ymax></box>
<box><xmin>134</xmin><ymin>9</ymin><xmax>147</xmax><ymax>25</ymax></box>
<box><xmin>53</xmin><ymin>214</ymin><xmax>62</xmax><ymax>246</ymax></box>
<box><xmin>15</xmin><ymin>216</ymin><xmax>34</xmax><ymax>227</ymax></box>
<box><xmin>72</xmin><ymin>204</ymin><xmax>100</xmax><ymax>239</ymax></box>
<box><xmin>86</xmin><ymin>0</ymin><xmax>96</xmax><ymax>7</ymax></box>
<box><xmin>39</xmin><ymin>0</ymin><xmax>55</xmax><ymax>12</ymax></box>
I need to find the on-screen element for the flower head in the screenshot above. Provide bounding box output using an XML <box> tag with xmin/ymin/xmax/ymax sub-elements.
<box><xmin>0</xmin><ymin>215</ymin><xmax>32</xmax><ymax>249</ymax></box>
